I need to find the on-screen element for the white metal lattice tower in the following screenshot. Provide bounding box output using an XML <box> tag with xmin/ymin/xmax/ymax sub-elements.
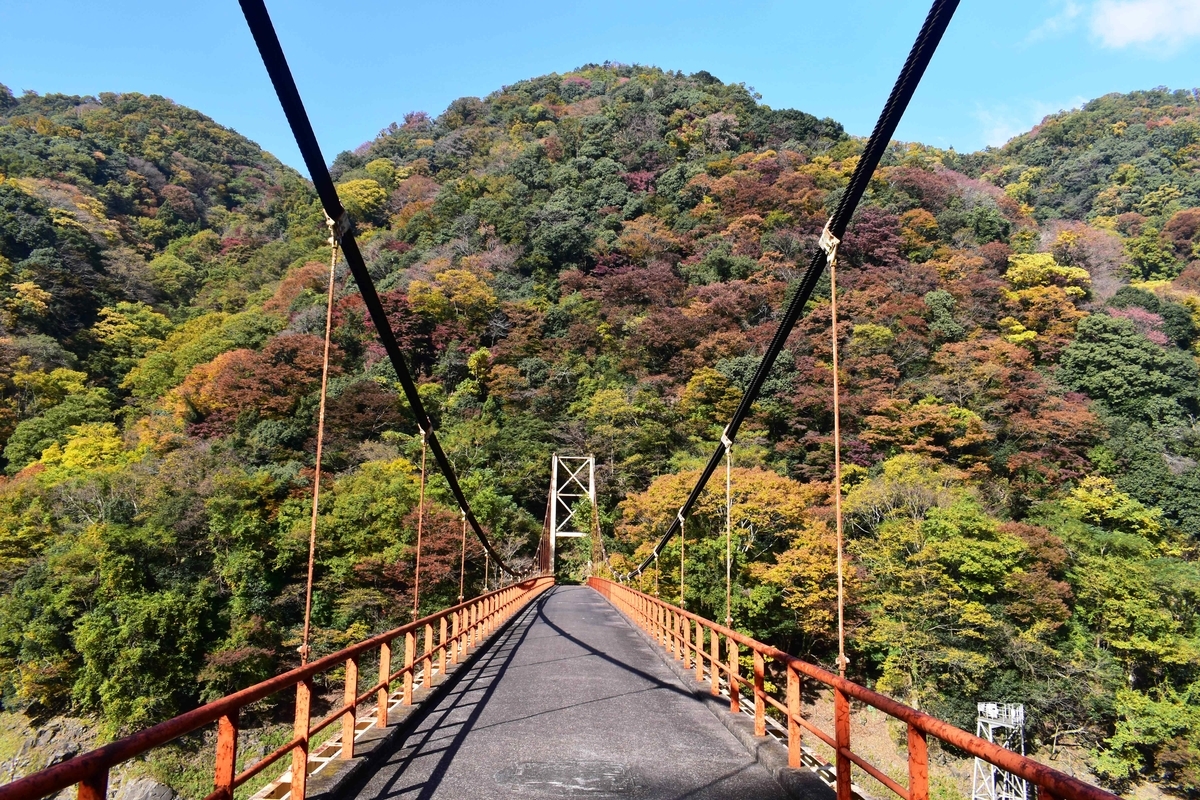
<box><xmin>548</xmin><ymin>455</ymin><xmax>596</xmax><ymax>572</ymax></box>
<box><xmin>972</xmin><ymin>703</ymin><xmax>1028</xmax><ymax>800</ymax></box>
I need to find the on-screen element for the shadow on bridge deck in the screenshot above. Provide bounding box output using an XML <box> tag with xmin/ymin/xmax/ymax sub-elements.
<box><xmin>343</xmin><ymin>585</ymin><xmax>792</xmax><ymax>800</ymax></box>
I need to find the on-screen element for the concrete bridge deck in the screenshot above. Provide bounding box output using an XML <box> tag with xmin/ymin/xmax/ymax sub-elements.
<box><xmin>345</xmin><ymin>585</ymin><xmax>791</xmax><ymax>800</ymax></box>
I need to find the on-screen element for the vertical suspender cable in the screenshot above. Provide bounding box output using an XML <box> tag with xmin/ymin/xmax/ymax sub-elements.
<box><xmin>300</xmin><ymin>216</ymin><xmax>339</xmax><ymax>664</ymax></box>
<box><xmin>412</xmin><ymin>429</ymin><xmax>427</xmax><ymax>620</ymax></box>
<box><xmin>654</xmin><ymin>552</ymin><xmax>659</xmax><ymax>597</ymax></box>
<box><xmin>829</xmin><ymin>258</ymin><xmax>848</xmax><ymax>677</ymax></box>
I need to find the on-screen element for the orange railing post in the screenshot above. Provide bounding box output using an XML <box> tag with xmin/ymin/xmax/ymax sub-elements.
<box><xmin>214</xmin><ymin>711</ymin><xmax>238</xmax><ymax>800</ymax></box>
<box><xmin>423</xmin><ymin>623</ymin><xmax>434</xmax><ymax>687</ymax></box>
<box><xmin>908</xmin><ymin>724</ymin><xmax>929</xmax><ymax>800</ymax></box>
<box><xmin>694</xmin><ymin>622</ymin><xmax>704</xmax><ymax>683</ymax></box>
<box><xmin>753</xmin><ymin>650</ymin><xmax>766</xmax><ymax>737</ymax></box>
<box><xmin>835</xmin><ymin>686</ymin><xmax>852</xmax><ymax>800</ymax></box>
<box><xmin>670</xmin><ymin>610</ymin><xmax>679</xmax><ymax>660</ymax></box>
<box><xmin>787</xmin><ymin>665</ymin><xmax>801</xmax><ymax>768</ymax></box>
<box><xmin>292</xmin><ymin>679</ymin><xmax>312</xmax><ymax>800</ymax></box>
<box><xmin>403</xmin><ymin>631</ymin><xmax>415</xmax><ymax>705</ymax></box>
<box><xmin>342</xmin><ymin>655</ymin><xmax>358</xmax><ymax>759</ymax></box>
<box><xmin>686</xmin><ymin>618</ymin><xmax>696</xmax><ymax>671</ymax></box>
<box><xmin>709</xmin><ymin>626</ymin><xmax>720</xmax><ymax>696</ymax></box>
<box><xmin>451</xmin><ymin>610</ymin><xmax>461</xmax><ymax>664</ymax></box>
<box><xmin>439</xmin><ymin>616</ymin><xmax>448</xmax><ymax>677</ymax></box>
<box><xmin>728</xmin><ymin>637</ymin><xmax>740</xmax><ymax>713</ymax></box>
<box><xmin>677</xmin><ymin>611</ymin><xmax>684</xmax><ymax>661</ymax></box>
<box><xmin>378</xmin><ymin>640</ymin><xmax>392</xmax><ymax>727</ymax></box>
<box><xmin>77</xmin><ymin>771</ymin><xmax>106</xmax><ymax>800</ymax></box>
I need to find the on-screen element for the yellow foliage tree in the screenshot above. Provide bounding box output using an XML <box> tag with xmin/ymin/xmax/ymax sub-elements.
<box><xmin>408</xmin><ymin>269</ymin><xmax>497</xmax><ymax>326</ymax></box>
<box><xmin>336</xmin><ymin>178</ymin><xmax>388</xmax><ymax>224</ymax></box>
<box><xmin>2</xmin><ymin>281</ymin><xmax>52</xmax><ymax>328</ymax></box>
<box><xmin>1001</xmin><ymin>253</ymin><xmax>1091</xmax><ymax>358</ymax></box>
<box><xmin>617</xmin><ymin>467</ymin><xmax>842</xmax><ymax>644</ymax></box>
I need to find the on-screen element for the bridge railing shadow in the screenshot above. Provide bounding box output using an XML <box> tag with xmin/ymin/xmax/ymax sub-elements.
<box><xmin>346</xmin><ymin>585</ymin><xmax>782</xmax><ymax>800</ymax></box>
<box><xmin>355</xmin><ymin>591</ymin><xmax>546</xmax><ymax>800</ymax></box>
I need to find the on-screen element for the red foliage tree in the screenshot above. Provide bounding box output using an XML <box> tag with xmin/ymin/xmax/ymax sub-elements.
<box><xmin>177</xmin><ymin>334</ymin><xmax>341</xmax><ymax>436</ymax></box>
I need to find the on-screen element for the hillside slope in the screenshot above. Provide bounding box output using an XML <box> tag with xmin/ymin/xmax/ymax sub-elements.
<box><xmin>0</xmin><ymin>71</ymin><xmax>1198</xmax><ymax>795</ymax></box>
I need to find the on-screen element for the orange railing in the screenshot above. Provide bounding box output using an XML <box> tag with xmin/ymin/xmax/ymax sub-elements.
<box><xmin>0</xmin><ymin>576</ymin><xmax>554</xmax><ymax>800</ymax></box>
<box><xmin>588</xmin><ymin>577</ymin><xmax>1117</xmax><ymax>800</ymax></box>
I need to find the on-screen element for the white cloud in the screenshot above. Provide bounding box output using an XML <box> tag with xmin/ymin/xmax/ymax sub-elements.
<box><xmin>1026</xmin><ymin>0</ymin><xmax>1085</xmax><ymax>43</ymax></box>
<box><xmin>975</xmin><ymin>109</ymin><xmax>1030</xmax><ymax>148</ymax></box>
<box><xmin>975</xmin><ymin>97</ymin><xmax>1088</xmax><ymax>148</ymax></box>
<box><xmin>1090</xmin><ymin>0</ymin><xmax>1200</xmax><ymax>48</ymax></box>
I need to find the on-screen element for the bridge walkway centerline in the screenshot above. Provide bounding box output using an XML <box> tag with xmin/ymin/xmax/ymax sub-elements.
<box><xmin>342</xmin><ymin>585</ymin><xmax>792</xmax><ymax>800</ymax></box>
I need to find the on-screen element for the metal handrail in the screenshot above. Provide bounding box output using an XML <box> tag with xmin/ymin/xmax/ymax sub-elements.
<box><xmin>0</xmin><ymin>576</ymin><xmax>554</xmax><ymax>800</ymax></box>
<box><xmin>588</xmin><ymin>577</ymin><xmax>1118</xmax><ymax>800</ymax></box>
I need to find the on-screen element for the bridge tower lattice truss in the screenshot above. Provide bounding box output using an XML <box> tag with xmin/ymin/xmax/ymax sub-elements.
<box><xmin>547</xmin><ymin>455</ymin><xmax>596</xmax><ymax>573</ymax></box>
<box><xmin>972</xmin><ymin>703</ymin><xmax>1028</xmax><ymax>800</ymax></box>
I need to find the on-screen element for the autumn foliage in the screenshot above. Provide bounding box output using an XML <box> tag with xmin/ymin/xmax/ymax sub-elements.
<box><xmin>1</xmin><ymin>75</ymin><xmax>1199</xmax><ymax>792</ymax></box>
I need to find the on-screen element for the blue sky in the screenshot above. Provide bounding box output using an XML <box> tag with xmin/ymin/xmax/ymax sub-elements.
<box><xmin>2</xmin><ymin>0</ymin><xmax>1199</xmax><ymax>171</ymax></box>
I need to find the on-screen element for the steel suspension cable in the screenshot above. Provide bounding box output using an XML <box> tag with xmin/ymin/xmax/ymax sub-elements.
<box><xmin>830</xmin><ymin>258</ymin><xmax>847</xmax><ymax>678</ymax></box>
<box><xmin>412</xmin><ymin>430</ymin><xmax>427</xmax><ymax>620</ymax></box>
<box><xmin>239</xmin><ymin>0</ymin><xmax>517</xmax><ymax>575</ymax></box>
<box><xmin>623</xmin><ymin>0</ymin><xmax>960</xmax><ymax>579</ymax></box>
<box><xmin>299</xmin><ymin>216</ymin><xmax>339</xmax><ymax>664</ymax></box>
<box><xmin>679</xmin><ymin>513</ymin><xmax>686</xmax><ymax>609</ymax></box>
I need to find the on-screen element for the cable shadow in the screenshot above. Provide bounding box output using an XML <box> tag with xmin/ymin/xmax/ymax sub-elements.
<box><xmin>672</xmin><ymin>763</ymin><xmax>778</xmax><ymax>799</ymax></box>
<box><xmin>347</xmin><ymin>586</ymin><xmax>788</xmax><ymax>800</ymax></box>
<box><xmin>531</xmin><ymin>590</ymin><xmax>708</xmax><ymax>704</ymax></box>
<box><xmin>459</xmin><ymin>685</ymin><xmax>663</xmax><ymax>734</ymax></box>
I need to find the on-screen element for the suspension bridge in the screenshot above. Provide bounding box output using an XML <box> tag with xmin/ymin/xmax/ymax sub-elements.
<box><xmin>0</xmin><ymin>1</ymin><xmax>1132</xmax><ymax>799</ymax></box>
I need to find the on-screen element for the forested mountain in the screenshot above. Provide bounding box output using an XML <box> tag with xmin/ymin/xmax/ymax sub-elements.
<box><xmin>1</xmin><ymin>71</ymin><xmax>1199</xmax><ymax>795</ymax></box>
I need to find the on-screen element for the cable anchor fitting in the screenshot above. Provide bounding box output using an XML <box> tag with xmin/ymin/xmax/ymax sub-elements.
<box><xmin>324</xmin><ymin>210</ymin><xmax>351</xmax><ymax>243</ymax></box>
<box><xmin>818</xmin><ymin>220</ymin><xmax>840</xmax><ymax>266</ymax></box>
<box><xmin>720</xmin><ymin>425</ymin><xmax>733</xmax><ymax>451</ymax></box>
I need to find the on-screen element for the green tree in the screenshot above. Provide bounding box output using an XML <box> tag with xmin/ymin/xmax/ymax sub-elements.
<box><xmin>1058</xmin><ymin>314</ymin><xmax>1200</xmax><ymax>425</ymax></box>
